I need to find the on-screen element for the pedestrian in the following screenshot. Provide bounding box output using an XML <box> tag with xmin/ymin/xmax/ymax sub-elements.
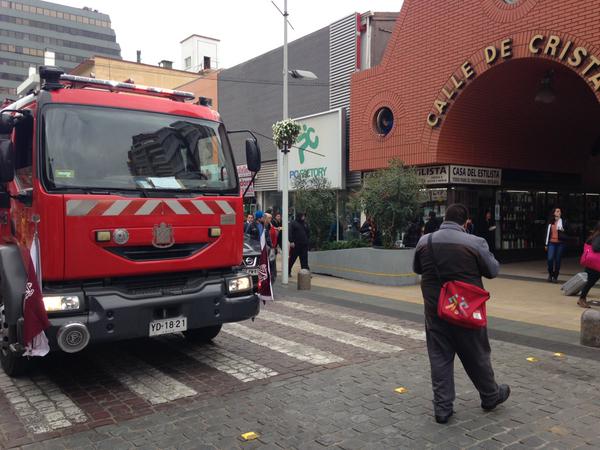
<box><xmin>247</xmin><ymin>211</ymin><xmax>272</xmax><ymax>247</ymax></box>
<box><xmin>265</xmin><ymin>213</ymin><xmax>278</xmax><ymax>282</ymax></box>
<box><xmin>403</xmin><ymin>216</ymin><xmax>423</xmax><ymax>248</ymax></box>
<box><xmin>289</xmin><ymin>212</ymin><xmax>310</xmax><ymax>276</ymax></box>
<box><xmin>578</xmin><ymin>221</ymin><xmax>600</xmax><ymax>308</ymax></box>
<box><xmin>424</xmin><ymin>211</ymin><xmax>440</xmax><ymax>234</ymax></box>
<box><xmin>479</xmin><ymin>210</ymin><xmax>496</xmax><ymax>254</ymax></box>
<box><xmin>272</xmin><ymin>212</ymin><xmax>283</xmax><ymax>250</ymax></box>
<box><xmin>360</xmin><ymin>217</ymin><xmax>381</xmax><ymax>246</ymax></box>
<box><xmin>545</xmin><ymin>207</ymin><xmax>568</xmax><ymax>282</ymax></box>
<box><xmin>465</xmin><ymin>216</ymin><xmax>475</xmax><ymax>235</ymax></box>
<box><xmin>243</xmin><ymin>213</ymin><xmax>254</xmax><ymax>234</ymax></box>
<box><xmin>413</xmin><ymin>203</ymin><xmax>510</xmax><ymax>424</ymax></box>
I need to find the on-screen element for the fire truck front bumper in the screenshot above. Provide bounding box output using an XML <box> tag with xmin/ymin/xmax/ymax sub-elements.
<box><xmin>43</xmin><ymin>276</ymin><xmax>259</xmax><ymax>353</ymax></box>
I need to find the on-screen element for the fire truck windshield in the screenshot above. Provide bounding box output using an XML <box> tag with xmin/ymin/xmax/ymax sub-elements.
<box><xmin>42</xmin><ymin>105</ymin><xmax>237</xmax><ymax>194</ymax></box>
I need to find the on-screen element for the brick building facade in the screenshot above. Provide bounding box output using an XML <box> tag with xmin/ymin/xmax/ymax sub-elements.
<box><xmin>351</xmin><ymin>0</ymin><xmax>600</xmax><ymax>256</ymax></box>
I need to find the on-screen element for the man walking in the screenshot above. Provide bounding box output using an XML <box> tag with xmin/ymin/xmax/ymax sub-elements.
<box><xmin>424</xmin><ymin>211</ymin><xmax>440</xmax><ymax>234</ymax></box>
<box><xmin>289</xmin><ymin>212</ymin><xmax>310</xmax><ymax>277</ymax></box>
<box><xmin>413</xmin><ymin>204</ymin><xmax>510</xmax><ymax>424</ymax></box>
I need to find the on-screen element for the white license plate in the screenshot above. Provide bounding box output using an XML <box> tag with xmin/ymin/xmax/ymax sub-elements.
<box><xmin>245</xmin><ymin>268</ymin><xmax>259</xmax><ymax>276</ymax></box>
<box><xmin>149</xmin><ymin>317</ymin><xmax>187</xmax><ymax>336</ymax></box>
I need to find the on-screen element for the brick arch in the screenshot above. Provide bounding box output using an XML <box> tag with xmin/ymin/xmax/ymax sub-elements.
<box><xmin>435</xmin><ymin>56</ymin><xmax>600</xmax><ymax>180</ymax></box>
<box><xmin>422</xmin><ymin>32</ymin><xmax>600</xmax><ymax>153</ymax></box>
<box><xmin>479</xmin><ymin>0</ymin><xmax>539</xmax><ymax>23</ymax></box>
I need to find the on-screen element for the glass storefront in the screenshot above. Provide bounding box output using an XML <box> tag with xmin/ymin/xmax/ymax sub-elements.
<box><xmin>418</xmin><ymin>184</ymin><xmax>600</xmax><ymax>259</ymax></box>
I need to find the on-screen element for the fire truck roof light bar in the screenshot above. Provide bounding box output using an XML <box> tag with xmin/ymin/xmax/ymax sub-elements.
<box><xmin>58</xmin><ymin>74</ymin><xmax>196</xmax><ymax>102</ymax></box>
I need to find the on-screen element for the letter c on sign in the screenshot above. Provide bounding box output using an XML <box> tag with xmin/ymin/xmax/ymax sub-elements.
<box><xmin>427</xmin><ymin>113</ymin><xmax>440</xmax><ymax>128</ymax></box>
<box><xmin>529</xmin><ymin>34</ymin><xmax>544</xmax><ymax>54</ymax></box>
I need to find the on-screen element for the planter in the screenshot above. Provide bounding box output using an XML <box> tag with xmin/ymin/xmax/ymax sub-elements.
<box><xmin>308</xmin><ymin>247</ymin><xmax>419</xmax><ymax>286</ymax></box>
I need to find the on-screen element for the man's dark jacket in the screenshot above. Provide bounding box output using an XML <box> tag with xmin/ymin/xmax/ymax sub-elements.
<box><xmin>413</xmin><ymin>221</ymin><xmax>500</xmax><ymax>317</ymax></box>
<box><xmin>290</xmin><ymin>219</ymin><xmax>310</xmax><ymax>247</ymax></box>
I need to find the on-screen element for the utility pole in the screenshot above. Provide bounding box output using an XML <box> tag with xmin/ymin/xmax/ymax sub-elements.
<box><xmin>281</xmin><ymin>0</ymin><xmax>290</xmax><ymax>285</ymax></box>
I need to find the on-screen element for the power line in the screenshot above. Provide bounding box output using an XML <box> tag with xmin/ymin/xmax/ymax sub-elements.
<box><xmin>252</xmin><ymin>131</ymin><xmax>325</xmax><ymax>158</ymax></box>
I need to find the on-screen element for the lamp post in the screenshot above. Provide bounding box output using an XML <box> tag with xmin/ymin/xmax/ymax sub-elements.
<box><xmin>279</xmin><ymin>0</ymin><xmax>317</xmax><ymax>285</ymax></box>
<box><xmin>281</xmin><ymin>0</ymin><xmax>290</xmax><ymax>285</ymax></box>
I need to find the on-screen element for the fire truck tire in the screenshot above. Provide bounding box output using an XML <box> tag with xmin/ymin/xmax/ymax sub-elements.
<box><xmin>0</xmin><ymin>304</ymin><xmax>30</xmax><ymax>377</ymax></box>
<box><xmin>183</xmin><ymin>324</ymin><xmax>222</xmax><ymax>342</ymax></box>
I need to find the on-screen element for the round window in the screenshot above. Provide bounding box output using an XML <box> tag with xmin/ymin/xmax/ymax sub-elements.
<box><xmin>374</xmin><ymin>107</ymin><xmax>394</xmax><ymax>136</ymax></box>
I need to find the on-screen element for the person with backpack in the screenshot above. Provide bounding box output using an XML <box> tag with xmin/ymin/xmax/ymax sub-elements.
<box><xmin>413</xmin><ymin>204</ymin><xmax>510</xmax><ymax>424</ymax></box>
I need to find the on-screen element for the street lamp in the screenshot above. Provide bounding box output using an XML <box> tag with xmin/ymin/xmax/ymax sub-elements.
<box><xmin>279</xmin><ymin>0</ymin><xmax>318</xmax><ymax>285</ymax></box>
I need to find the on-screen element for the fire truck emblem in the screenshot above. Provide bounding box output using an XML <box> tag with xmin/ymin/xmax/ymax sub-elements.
<box><xmin>152</xmin><ymin>223</ymin><xmax>175</xmax><ymax>248</ymax></box>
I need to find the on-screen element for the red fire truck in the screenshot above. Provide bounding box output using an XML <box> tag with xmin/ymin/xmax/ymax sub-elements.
<box><xmin>0</xmin><ymin>66</ymin><xmax>262</xmax><ymax>376</ymax></box>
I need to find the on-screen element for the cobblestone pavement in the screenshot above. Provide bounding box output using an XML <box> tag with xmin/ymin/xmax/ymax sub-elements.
<box><xmin>1</xmin><ymin>294</ymin><xmax>600</xmax><ymax>449</ymax></box>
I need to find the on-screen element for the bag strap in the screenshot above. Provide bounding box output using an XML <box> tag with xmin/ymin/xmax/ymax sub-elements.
<box><xmin>427</xmin><ymin>233</ymin><xmax>442</xmax><ymax>283</ymax></box>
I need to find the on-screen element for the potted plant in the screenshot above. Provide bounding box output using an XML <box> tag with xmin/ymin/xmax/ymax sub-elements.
<box><xmin>272</xmin><ymin>119</ymin><xmax>301</xmax><ymax>151</ymax></box>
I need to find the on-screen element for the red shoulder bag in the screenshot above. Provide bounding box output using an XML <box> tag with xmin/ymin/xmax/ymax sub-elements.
<box><xmin>427</xmin><ymin>233</ymin><xmax>490</xmax><ymax>329</ymax></box>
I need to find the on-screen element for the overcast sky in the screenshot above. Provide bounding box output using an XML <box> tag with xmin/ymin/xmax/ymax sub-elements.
<box><xmin>54</xmin><ymin>0</ymin><xmax>403</xmax><ymax>70</ymax></box>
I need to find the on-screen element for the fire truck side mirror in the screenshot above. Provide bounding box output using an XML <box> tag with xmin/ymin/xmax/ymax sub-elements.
<box><xmin>245</xmin><ymin>139</ymin><xmax>261</xmax><ymax>173</ymax></box>
<box><xmin>0</xmin><ymin>139</ymin><xmax>15</xmax><ymax>184</ymax></box>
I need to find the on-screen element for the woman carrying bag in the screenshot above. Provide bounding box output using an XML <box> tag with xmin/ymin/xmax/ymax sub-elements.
<box><xmin>578</xmin><ymin>222</ymin><xmax>600</xmax><ymax>308</ymax></box>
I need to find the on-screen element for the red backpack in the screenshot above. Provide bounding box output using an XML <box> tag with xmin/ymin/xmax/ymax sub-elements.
<box><xmin>427</xmin><ymin>233</ymin><xmax>490</xmax><ymax>329</ymax></box>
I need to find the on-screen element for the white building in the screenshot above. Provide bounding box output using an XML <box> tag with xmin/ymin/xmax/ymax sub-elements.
<box><xmin>180</xmin><ymin>34</ymin><xmax>220</xmax><ymax>72</ymax></box>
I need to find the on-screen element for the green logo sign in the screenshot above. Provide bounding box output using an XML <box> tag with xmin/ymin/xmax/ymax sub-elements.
<box><xmin>296</xmin><ymin>124</ymin><xmax>319</xmax><ymax>164</ymax></box>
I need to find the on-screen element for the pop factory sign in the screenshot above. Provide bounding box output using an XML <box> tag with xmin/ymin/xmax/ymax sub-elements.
<box><xmin>278</xmin><ymin>108</ymin><xmax>346</xmax><ymax>191</ymax></box>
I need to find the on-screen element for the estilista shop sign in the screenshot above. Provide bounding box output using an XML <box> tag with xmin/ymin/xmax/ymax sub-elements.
<box><xmin>427</xmin><ymin>34</ymin><xmax>600</xmax><ymax>128</ymax></box>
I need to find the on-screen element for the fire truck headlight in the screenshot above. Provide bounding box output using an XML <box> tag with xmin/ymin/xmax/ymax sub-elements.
<box><xmin>227</xmin><ymin>276</ymin><xmax>253</xmax><ymax>294</ymax></box>
<box><xmin>42</xmin><ymin>295</ymin><xmax>81</xmax><ymax>312</ymax></box>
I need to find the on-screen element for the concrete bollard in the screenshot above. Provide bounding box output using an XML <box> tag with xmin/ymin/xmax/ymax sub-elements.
<box><xmin>581</xmin><ymin>309</ymin><xmax>600</xmax><ymax>348</ymax></box>
<box><xmin>297</xmin><ymin>269</ymin><xmax>311</xmax><ymax>290</ymax></box>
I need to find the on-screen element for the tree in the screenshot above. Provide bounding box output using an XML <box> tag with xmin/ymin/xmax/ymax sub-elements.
<box><xmin>357</xmin><ymin>160</ymin><xmax>423</xmax><ymax>248</ymax></box>
<box><xmin>292</xmin><ymin>174</ymin><xmax>336</xmax><ymax>249</ymax></box>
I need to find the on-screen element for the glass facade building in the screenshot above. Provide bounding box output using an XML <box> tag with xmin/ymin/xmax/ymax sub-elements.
<box><xmin>0</xmin><ymin>0</ymin><xmax>120</xmax><ymax>100</ymax></box>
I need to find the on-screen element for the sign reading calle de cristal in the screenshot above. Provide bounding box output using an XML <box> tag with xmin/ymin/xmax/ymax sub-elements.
<box><xmin>427</xmin><ymin>34</ymin><xmax>600</xmax><ymax>128</ymax></box>
<box><xmin>278</xmin><ymin>108</ymin><xmax>346</xmax><ymax>191</ymax></box>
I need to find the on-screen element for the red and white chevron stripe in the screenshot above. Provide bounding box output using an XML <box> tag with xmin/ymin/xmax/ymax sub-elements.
<box><xmin>66</xmin><ymin>199</ymin><xmax>236</xmax><ymax>217</ymax></box>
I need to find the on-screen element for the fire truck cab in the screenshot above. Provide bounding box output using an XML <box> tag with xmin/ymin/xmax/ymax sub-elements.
<box><xmin>0</xmin><ymin>66</ymin><xmax>261</xmax><ymax>376</ymax></box>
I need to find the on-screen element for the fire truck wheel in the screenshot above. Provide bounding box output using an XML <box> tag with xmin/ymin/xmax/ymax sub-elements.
<box><xmin>183</xmin><ymin>324</ymin><xmax>222</xmax><ymax>343</ymax></box>
<box><xmin>0</xmin><ymin>304</ymin><xmax>31</xmax><ymax>377</ymax></box>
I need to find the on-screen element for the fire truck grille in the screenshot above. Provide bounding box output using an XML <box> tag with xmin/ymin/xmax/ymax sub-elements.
<box><xmin>105</xmin><ymin>244</ymin><xmax>206</xmax><ymax>261</ymax></box>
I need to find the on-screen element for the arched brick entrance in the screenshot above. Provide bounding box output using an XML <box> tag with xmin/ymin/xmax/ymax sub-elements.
<box><xmin>437</xmin><ymin>57</ymin><xmax>600</xmax><ymax>182</ymax></box>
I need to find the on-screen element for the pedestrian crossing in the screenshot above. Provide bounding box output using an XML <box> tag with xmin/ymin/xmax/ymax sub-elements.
<box><xmin>0</xmin><ymin>300</ymin><xmax>425</xmax><ymax>439</ymax></box>
<box><xmin>278</xmin><ymin>301</ymin><xmax>427</xmax><ymax>341</ymax></box>
<box><xmin>258</xmin><ymin>310</ymin><xmax>405</xmax><ymax>353</ymax></box>
<box><xmin>93</xmin><ymin>351</ymin><xmax>198</xmax><ymax>405</ymax></box>
<box><xmin>172</xmin><ymin>338</ymin><xmax>279</xmax><ymax>382</ymax></box>
<box><xmin>0</xmin><ymin>371</ymin><xmax>86</xmax><ymax>434</ymax></box>
<box><xmin>224</xmin><ymin>322</ymin><xmax>344</xmax><ymax>365</ymax></box>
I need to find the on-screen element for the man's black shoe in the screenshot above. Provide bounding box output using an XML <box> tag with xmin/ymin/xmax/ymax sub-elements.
<box><xmin>482</xmin><ymin>384</ymin><xmax>511</xmax><ymax>411</ymax></box>
<box><xmin>435</xmin><ymin>410</ymin><xmax>453</xmax><ymax>424</ymax></box>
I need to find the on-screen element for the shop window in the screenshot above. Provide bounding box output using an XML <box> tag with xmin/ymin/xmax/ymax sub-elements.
<box><xmin>373</xmin><ymin>107</ymin><xmax>394</xmax><ymax>136</ymax></box>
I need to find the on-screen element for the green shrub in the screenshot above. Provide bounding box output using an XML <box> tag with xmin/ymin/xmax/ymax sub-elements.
<box><xmin>318</xmin><ymin>239</ymin><xmax>370</xmax><ymax>251</ymax></box>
